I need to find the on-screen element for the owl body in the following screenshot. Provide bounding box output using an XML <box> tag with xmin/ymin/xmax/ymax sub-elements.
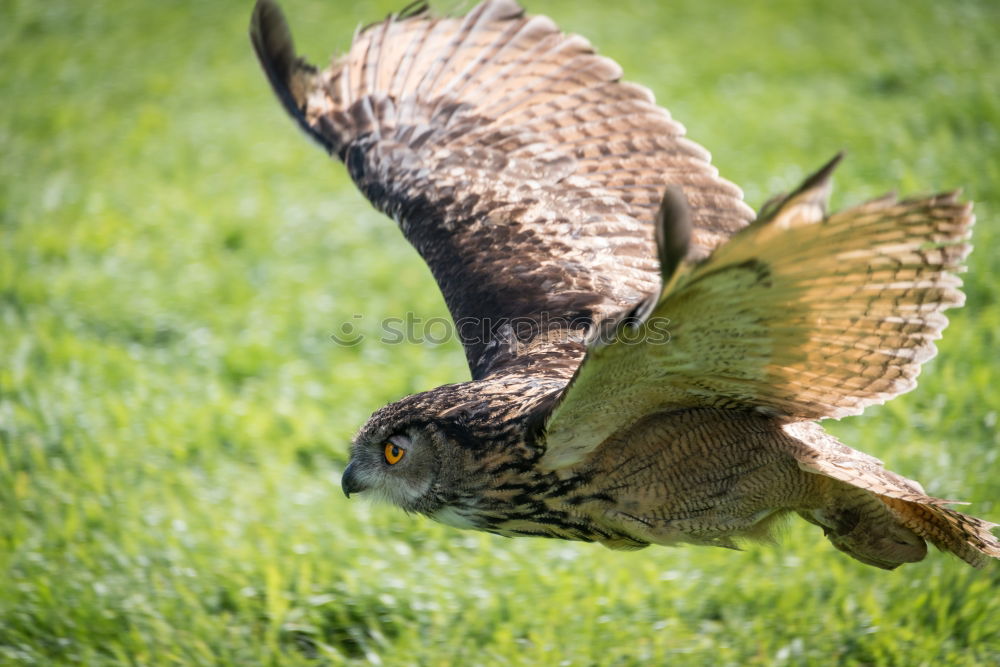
<box><xmin>568</xmin><ymin>411</ymin><xmax>934</xmax><ymax>567</ymax></box>
<box><xmin>575</xmin><ymin>410</ymin><xmax>819</xmax><ymax>550</ymax></box>
<box><xmin>351</xmin><ymin>379</ymin><xmax>935</xmax><ymax>569</ymax></box>
<box><xmin>252</xmin><ymin>0</ymin><xmax>1000</xmax><ymax>569</ymax></box>
<box><xmin>404</xmin><ymin>401</ymin><xmax>930</xmax><ymax>569</ymax></box>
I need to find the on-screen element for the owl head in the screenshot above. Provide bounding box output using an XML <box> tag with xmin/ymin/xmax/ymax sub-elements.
<box><xmin>340</xmin><ymin>382</ymin><xmax>492</xmax><ymax>517</ymax></box>
<box><xmin>340</xmin><ymin>376</ymin><xmax>562</xmax><ymax>523</ymax></box>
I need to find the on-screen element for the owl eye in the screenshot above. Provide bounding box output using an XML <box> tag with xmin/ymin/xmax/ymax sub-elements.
<box><xmin>384</xmin><ymin>442</ymin><xmax>406</xmax><ymax>465</ymax></box>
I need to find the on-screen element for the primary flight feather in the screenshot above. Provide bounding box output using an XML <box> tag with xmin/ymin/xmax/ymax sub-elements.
<box><xmin>251</xmin><ymin>0</ymin><xmax>999</xmax><ymax>568</ymax></box>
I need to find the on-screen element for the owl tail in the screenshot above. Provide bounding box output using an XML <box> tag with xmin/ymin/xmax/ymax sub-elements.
<box><xmin>799</xmin><ymin>478</ymin><xmax>1000</xmax><ymax>569</ymax></box>
<box><xmin>878</xmin><ymin>496</ymin><xmax>1000</xmax><ymax>568</ymax></box>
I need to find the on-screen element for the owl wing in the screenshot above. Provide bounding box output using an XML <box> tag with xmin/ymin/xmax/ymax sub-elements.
<box><xmin>250</xmin><ymin>0</ymin><xmax>754</xmax><ymax>379</ymax></box>
<box><xmin>541</xmin><ymin>155</ymin><xmax>974</xmax><ymax>469</ymax></box>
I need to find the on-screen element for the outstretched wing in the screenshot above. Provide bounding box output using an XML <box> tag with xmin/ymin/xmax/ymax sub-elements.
<box><xmin>250</xmin><ymin>0</ymin><xmax>754</xmax><ymax>378</ymax></box>
<box><xmin>542</xmin><ymin>156</ymin><xmax>974</xmax><ymax>470</ymax></box>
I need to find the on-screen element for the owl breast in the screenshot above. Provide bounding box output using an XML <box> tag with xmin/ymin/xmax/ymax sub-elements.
<box><xmin>556</xmin><ymin>409</ymin><xmax>828</xmax><ymax>549</ymax></box>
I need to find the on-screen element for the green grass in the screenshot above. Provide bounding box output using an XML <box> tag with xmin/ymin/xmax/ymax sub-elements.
<box><xmin>2</xmin><ymin>0</ymin><xmax>999</xmax><ymax>664</ymax></box>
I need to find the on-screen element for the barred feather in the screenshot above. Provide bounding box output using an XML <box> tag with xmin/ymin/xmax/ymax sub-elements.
<box><xmin>250</xmin><ymin>0</ymin><xmax>752</xmax><ymax>377</ymax></box>
<box><xmin>544</xmin><ymin>158</ymin><xmax>974</xmax><ymax>469</ymax></box>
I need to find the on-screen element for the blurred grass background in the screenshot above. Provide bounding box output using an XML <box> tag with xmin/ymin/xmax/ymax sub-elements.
<box><xmin>2</xmin><ymin>0</ymin><xmax>999</xmax><ymax>664</ymax></box>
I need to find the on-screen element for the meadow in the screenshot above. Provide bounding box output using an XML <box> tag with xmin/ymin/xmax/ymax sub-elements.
<box><xmin>2</xmin><ymin>0</ymin><xmax>999</xmax><ymax>664</ymax></box>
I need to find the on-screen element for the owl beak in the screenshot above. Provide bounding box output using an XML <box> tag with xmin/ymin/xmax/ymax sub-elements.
<box><xmin>341</xmin><ymin>461</ymin><xmax>366</xmax><ymax>498</ymax></box>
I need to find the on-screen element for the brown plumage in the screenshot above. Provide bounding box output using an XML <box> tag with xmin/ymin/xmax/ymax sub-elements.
<box><xmin>250</xmin><ymin>0</ymin><xmax>999</xmax><ymax>569</ymax></box>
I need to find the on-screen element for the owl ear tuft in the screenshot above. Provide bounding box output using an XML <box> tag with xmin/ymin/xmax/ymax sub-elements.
<box><xmin>654</xmin><ymin>184</ymin><xmax>692</xmax><ymax>284</ymax></box>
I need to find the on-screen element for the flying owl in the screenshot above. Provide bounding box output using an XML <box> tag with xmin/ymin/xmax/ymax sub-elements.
<box><xmin>250</xmin><ymin>0</ymin><xmax>999</xmax><ymax>569</ymax></box>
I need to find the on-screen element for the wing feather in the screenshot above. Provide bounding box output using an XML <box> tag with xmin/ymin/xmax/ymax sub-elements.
<box><xmin>250</xmin><ymin>0</ymin><xmax>754</xmax><ymax>378</ymax></box>
<box><xmin>541</xmin><ymin>157</ymin><xmax>974</xmax><ymax>470</ymax></box>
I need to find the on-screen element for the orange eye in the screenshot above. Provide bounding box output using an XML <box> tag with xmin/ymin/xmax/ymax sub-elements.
<box><xmin>384</xmin><ymin>442</ymin><xmax>405</xmax><ymax>465</ymax></box>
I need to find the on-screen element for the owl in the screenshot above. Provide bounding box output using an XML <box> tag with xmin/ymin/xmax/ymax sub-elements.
<box><xmin>250</xmin><ymin>0</ymin><xmax>999</xmax><ymax>568</ymax></box>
